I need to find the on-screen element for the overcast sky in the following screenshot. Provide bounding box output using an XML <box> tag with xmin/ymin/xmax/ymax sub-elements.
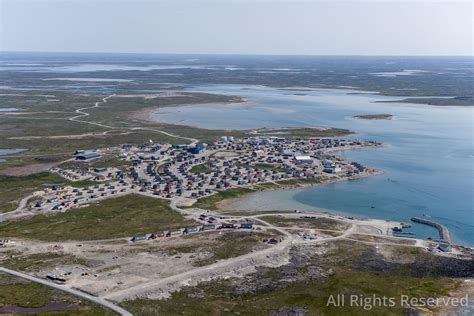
<box><xmin>1</xmin><ymin>0</ymin><xmax>472</xmax><ymax>56</ymax></box>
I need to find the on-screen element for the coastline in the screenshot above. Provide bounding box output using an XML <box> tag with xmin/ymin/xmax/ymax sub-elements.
<box><xmin>216</xmin><ymin>168</ymin><xmax>384</xmax><ymax>211</ymax></box>
<box><xmin>130</xmin><ymin>98</ymin><xmax>251</xmax><ymax>125</ymax></box>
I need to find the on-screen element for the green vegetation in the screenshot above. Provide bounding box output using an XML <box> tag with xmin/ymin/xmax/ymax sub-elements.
<box><xmin>193</xmin><ymin>231</ymin><xmax>275</xmax><ymax>267</ymax></box>
<box><xmin>378</xmin><ymin>97</ymin><xmax>473</xmax><ymax>106</ymax></box>
<box><xmin>275</xmin><ymin>177</ymin><xmax>322</xmax><ymax>187</ymax></box>
<box><xmin>0</xmin><ymin>90</ymin><xmax>355</xmax><ymax>171</ymax></box>
<box><xmin>252</xmin><ymin>163</ymin><xmax>289</xmax><ymax>173</ymax></box>
<box><xmin>1</xmin><ymin>253</ymin><xmax>90</xmax><ymax>272</ymax></box>
<box><xmin>188</xmin><ymin>188</ymin><xmax>255</xmax><ymax>210</ymax></box>
<box><xmin>252</xmin><ymin>182</ymin><xmax>280</xmax><ymax>190</ymax></box>
<box><xmin>89</xmin><ymin>157</ymin><xmax>132</xmax><ymax>170</ymax></box>
<box><xmin>122</xmin><ymin>241</ymin><xmax>461</xmax><ymax>315</ymax></box>
<box><xmin>348</xmin><ymin>234</ymin><xmax>417</xmax><ymax>245</ymax></box>
<box><xmin>0</xmin><ymin>272</ymin><xmax>116</xmax><ymax>315</ymax></box>
<box><xmin>353</xmin><ymin>114</ymin><xmax>393</xmax><ymax>120</ymax></box>
<box><xmin>260</xmin><ymin>216</ymin><xmax>350</xmax><ymax>231</ymax></box>
<box><xmin>220</xmin><ymin>210</ymin><xmax>294</xmax><ymax>216</ymax></box>
<box><xmin>0</xmin><ymin>194</ymin><xmax>194</xmax><ymax>241</ymax></box>
<box><xmin>0</xmin><ymin>92</ymin><xmax>242</xmax><ymax>169</ymax></box>
<box><xmin>164</xmin><ymin>231</ymin><xmax>276</xmax><ymax>267</ymax></box>
<box><xmin>188</xmin><ymin>163</ymin><xmax>212</xmax><ymax>174</ymax></box>
<box><xmin>0</xmin><ymin>172</ymin><xmax>97</xmax><ymax>213</ymax></box>
<box><xmin>253</xmin><ymin>127</ymin><xmax>352</xmax><ymax>138</ymax></box>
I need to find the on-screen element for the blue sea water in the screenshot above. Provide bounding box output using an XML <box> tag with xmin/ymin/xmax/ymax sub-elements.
<box><xmin>151</xmin><ymin>85</ymin><xmax>474</xmax><ymax>245</ymax></box>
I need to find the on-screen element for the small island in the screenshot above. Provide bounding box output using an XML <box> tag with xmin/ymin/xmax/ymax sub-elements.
<box><xmin>353</xmin><ymin>114</ymin><xmax>393</xmax><ymax>120</ymax></box>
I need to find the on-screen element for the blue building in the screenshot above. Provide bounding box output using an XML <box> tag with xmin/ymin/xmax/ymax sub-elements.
<box><xmin>187</xmin><ymin>146</ymin><xmax>205</xmax><ymax>154</ymax></box>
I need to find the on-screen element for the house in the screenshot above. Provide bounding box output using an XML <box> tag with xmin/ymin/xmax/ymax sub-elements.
<box><xmin>139</xmin><ymin>153</ymin><xmax>160</xmax><ymax>160</ymax></box>
<box><xmin>184</xmin><ymin>226</ymin><xmax>200</xmax><ymax>234</ymax></box>
<box><xmin>153</xmin><ymin>231</ymin><xmax>166</xmax><ymax>238</ymax></box>
<box><xmin>303</xmin><ymin>233</ymin><xmax>316</xmax><ymax>240</ymax></box>
<box><xmin>438</xmin><ymin>242</ymin><xmax>452</xmax><ymax>252</ymax></box>
<box><xmin>294</xmin><ymin>155</ymin><xmax>313</xmax><ymax>164</ymax></box>
<box><xmin>324</xmin><ymin>166</ymin><xmax>342</xmax><ymax>174</ymax></box>
<box><xmin>43</xmin><ymin>184</ymin><xmax>65</xmax><ymax>191</ymax></box>
<box><xmin>166</xmin><ymin>229</ymin><xmax>183</xmax><ymax>237</ymax></box>
<box><xmin>46</xmin><ymin>274</ymin><xmax>66</xmax><ymax>283</ymax></box>
<box><xmin>76</xmin><ymin>151</ymin><xmax>100</xmax><ymax>161</ymax></box>
<box><xmin>240</xmin><ymin>223</ymin><xmax>253</xmax><ymax>229</ymax></box>
<box><xmin>201</xmin><ymin>224</ymin><xmax>216</xmax><ymax>231</ymax></box>
<box><xmin>252</xmin><ymin>150</ymin><xmax>265</xmax><ymax>157</ymax></box>
<box><xmin>131</xmin><ymin>235</ymin><xmax>147</xmax><ymax>242</ymax></box>
<box><xmin>323</xmin><ymin>160</ymin><xmax>335</xmax><ymax>168</ymax></box>
<box><xmin>268</xmin><ymin>238</ymin><xmax>279</xmax><ymax>244</ymax></box>
<box><xmin>172</xmin><ymin>144</ymin><xmax>187</xmax><ymax>149</ymax></box>
<box><xmin>220</xmin><ymin>223</ymin><xmax>235</xmax><ymax>229</ymax></box>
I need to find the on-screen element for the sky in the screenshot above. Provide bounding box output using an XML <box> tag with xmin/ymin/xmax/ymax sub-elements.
<box><xmin>0</xmin><ymin>0</ymin><xmax>472</xmax><ymax>56</ymax></box>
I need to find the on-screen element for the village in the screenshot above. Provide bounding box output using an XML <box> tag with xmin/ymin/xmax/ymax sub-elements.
<box><xmin>19</xmin><ymin>135</ymin><xmax>381</xmax><ymax>218</ymax></box>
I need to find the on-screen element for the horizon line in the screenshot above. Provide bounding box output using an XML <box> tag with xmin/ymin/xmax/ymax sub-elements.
<box><xmin>1</xmin><ymin>50</ymin><xmax>473</xmax><ymax>58</ymax></box>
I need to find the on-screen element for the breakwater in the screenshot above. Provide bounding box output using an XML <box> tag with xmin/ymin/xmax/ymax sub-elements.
<box><xmin>411</xmin><ymin>217</ymin><xmax>451</xmax><ymax>243</ymax></box>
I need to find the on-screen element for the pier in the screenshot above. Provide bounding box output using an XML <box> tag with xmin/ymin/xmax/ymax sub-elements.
<box><xmin>411</xmin><ymin>217</ymin><xmax>451</xmax><ymax>243</ymax></box>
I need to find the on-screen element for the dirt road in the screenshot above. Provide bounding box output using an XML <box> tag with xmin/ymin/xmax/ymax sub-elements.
<box><xmin>0</xmin><ymin>267</ymin><xmax>132</xmax><ymax>316</ymax></box>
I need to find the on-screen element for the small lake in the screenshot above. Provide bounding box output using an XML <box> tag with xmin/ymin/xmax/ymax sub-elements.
<box><xmin>151</xmin><ymin>84</ymin><xmax>474</xmax><ymax>245</ymax></box>
<box><xmin>0</xmin><ymin>149</ymin><xmax>27</xmax><ymax>156</ymax></box>
<box><xmin>0</xmin><ymin>108</ymin><xmax>19</xmax><ymax>112</ymax></box>
<box><xmin>0</xmin><ymin>148</ymin><xmax>28</xmax><ymax>163</ymax></box>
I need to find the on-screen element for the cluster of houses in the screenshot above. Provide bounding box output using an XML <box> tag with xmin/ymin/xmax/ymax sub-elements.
<box><xmin>130</xmin><ymin>217</ymin><xmax>258</xmax><ymax>242</ymax></box>
<box><xmin>50</xmin><ymin>166</ymin><xmax>118</xmax><ymax>182</ymax></box>
<box><xmin>120</xmin><ymin>136</ymin><xmax>378</xmax><ymax>200</ymax></box>
<box><xmin>30</xmin><ymin>136</ymin><xmax>377</xmax><ymax>214</ymax></box>
<box><xmin>0</xmin><ymin>239</ymin><xmax>13</xmax><ymax>248</ymax></box>
<box><xmin>34</xmin><ymin>176</ymin><xmax>129</xmax><ymax>212</ymax></box>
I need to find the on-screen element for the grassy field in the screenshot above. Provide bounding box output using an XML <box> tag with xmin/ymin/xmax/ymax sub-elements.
<box><xmin>0</xmin><ymin>272</ymin><xmax>117</xmax><ymax>315</ymax></box>
<box><xmin>275</xmin><ymin>177</ymin><xmax>322</xmax><ymax>187</ymax></box>
<box><xmin>0</xmin><ymin>92</ymin><xmax>241</xmax><ymax>168</ymax></box>
<box><xmin>252</xmin><ymin>163</ymin><xmax>289</xmax><ymax>173</ymax></box>
<box><xmin>163</xmin><ymin>231</ymin><xmax>278</xmax><ymax>267</ymax></box>
<box><xmin>188</xmin><ymin>163</ymin><xmax>212</xmax><ymax>174</ymax></box>
<box><xmin>0</xmin><ymin>194</ymin><xmax>194</xmax><ymax>241</ymax></box>
<box><xmin>1</xmin><ymin>253</ymin><xmax>90</xmax><ymax>272</ymax></box>
<box><xmin>188</xmin><ymin>188</ymin><xmax>255</xmax><ymax>210</ymax></box>
<box><xmin>260</xmin><ymin>215</ymin><xmax>350</xmax><ymax>231</ymax></box>
<box><xmin>122</xmin><ymin>241</ymin><xmax>462</xmax><ymax>315</ymax></box>
<box><xmin>220</xmin><ymin>210</ymin><xmax>295</xmax><ymax>216</ymax></box>
<box><xmin>0</xmin><ymin>253</ymin><xmax>88</xmax><ymax>272</ymax></box>
<box><xmin>193</xmin><ymin>231</ymin><xmax>277</xmax><ymax>267</ymax></box>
